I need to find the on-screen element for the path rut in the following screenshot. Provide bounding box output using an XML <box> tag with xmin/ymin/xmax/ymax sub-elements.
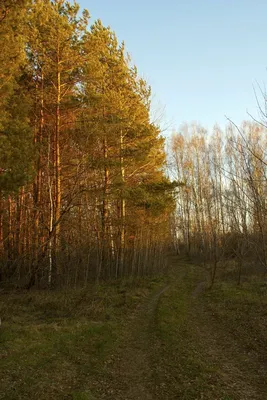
<box><xmin>95</xmin><ymin>258</ymin><xmax>267</xmax><ymax>399</ymax></box>
<box><xmin>98</xmin><ymin>285</ymin><xmax>169</xmax><ymax>400</ymax></box>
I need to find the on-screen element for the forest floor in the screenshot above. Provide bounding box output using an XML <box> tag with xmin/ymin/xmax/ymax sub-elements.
<box><xmin>1</xmin><ymin>256</ymin><xmax>267</xmax><ymax>399</ymax></box>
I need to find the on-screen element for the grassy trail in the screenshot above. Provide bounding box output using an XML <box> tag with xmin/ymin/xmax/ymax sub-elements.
<box><xmin>1</xmin><ymin>256</ymin><xmax>267</xmax><ymax>399</ymax></box>
<box><xmin>97</xmin><ymin>256</ymin><xmax>267</xmax><ymax>399</ymax></box>
<box><xmin>96</xmin><ymin>284</ymin><xmax>170</xmax><ymax>399</ymax></box>
<box><xmin>148</xmin><ymin>256</ymin><xmax>267</xmax><ymax>399</ymax></box>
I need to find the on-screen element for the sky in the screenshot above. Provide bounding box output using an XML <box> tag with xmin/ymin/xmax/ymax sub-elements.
<box><xmin>79</xmin><ymin>0</ymin><xmax>267</xmax><ymax>136</ymax></box>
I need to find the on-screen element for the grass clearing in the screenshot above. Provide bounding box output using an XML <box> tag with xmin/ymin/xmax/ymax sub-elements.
<box><xmin>1</xmin><ymin>258</ymin><xmax>266</xmax><ymax>399</ymax></box>
<box><xmin>0</xmin><ymin>276</ymin><xmax>165</xmax><ymax>400</ymax></box>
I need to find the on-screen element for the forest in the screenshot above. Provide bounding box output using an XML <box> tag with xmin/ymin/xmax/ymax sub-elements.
<box><xmin>170</xmin><ymin>121</ymin><xmax>267</xmax><ymax>285</ymax></box>
<box><xmin>1</xmin><ymin>1</ymin><xmax>267</xmax><ymax>399</ymax></box>
<box><xmin>2</xmin><ymin>1</ymin><xmax>267</xmax><ymax>289</ymax></box>
<box><xmin>0</xmin><ymin>0</ymin><xmax>176</xmax><ymax>288</ymax></box>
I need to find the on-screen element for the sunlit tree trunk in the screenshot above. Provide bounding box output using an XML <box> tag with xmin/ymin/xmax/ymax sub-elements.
<box><xmin>54</xmin><ymin>52</ymin><xmax>61</xmax><ymax>259</ymax></box>
<box><xmin>119</xmin><ymin>130</ymin><xmax>126</xmax><ymax>275</ymax></box>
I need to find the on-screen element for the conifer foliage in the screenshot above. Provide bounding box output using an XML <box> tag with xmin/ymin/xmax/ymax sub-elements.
<box><xmin>0</xmin><ymin>0</ymin><xmax>175</xmax><ymax>287</ymax></box>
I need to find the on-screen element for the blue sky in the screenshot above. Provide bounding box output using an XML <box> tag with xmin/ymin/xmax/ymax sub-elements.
<box><xmin>79</xmin><ymin>0</ymin><xmax>267</xmax><ymax>135</ymax></box>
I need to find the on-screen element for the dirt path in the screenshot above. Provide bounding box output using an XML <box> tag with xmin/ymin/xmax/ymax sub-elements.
<box><xmin>96</xmin><ymin>258</ymin><xmax>267</xmax><ymax>399</ymax></box>
<box><xmin>97</xmin><ymin>285</ymin><xmax>170</xmax><ymax>400</ymax></box>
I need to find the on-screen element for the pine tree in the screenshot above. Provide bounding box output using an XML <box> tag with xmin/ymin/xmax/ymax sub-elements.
<box><xmin>26</xmin><ymin>0</ymin><xmax>89</xmax><ymax>283</ymax></box>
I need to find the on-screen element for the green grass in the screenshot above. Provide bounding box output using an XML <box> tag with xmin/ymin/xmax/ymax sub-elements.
<box><xmin>149</xmin><ymin>262</ymin><xmax>267</xmax><ymax>399</ymax></box>
<box><xmin>0</xmin><ymin>276</ymin><xmax>164</xmax><ymax>400</ymax></box>
<box><xmin>149</xmin><ymin>265</ymin><xmax>227</xmax><ymax>400</ymax></box>
<box><xmin>1</xmin><ymin>260</ymin><xmax>266</xmax><ymax>399</ymax></box>
<box><xmin>202</xmin><ymin>280</ymin><xmax>267</xmax><ymax>358</ymax></box>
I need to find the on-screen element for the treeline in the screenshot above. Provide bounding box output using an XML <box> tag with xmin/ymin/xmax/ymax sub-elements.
<box><xmin>0</xmin><ymin>0</ymin><xmax>175</xmax><ymax>288</ymax></box>
<box><xmin>171</xmin><ymin>121</ymin><xmax>267</xmax><ymax>285</ymax></box>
